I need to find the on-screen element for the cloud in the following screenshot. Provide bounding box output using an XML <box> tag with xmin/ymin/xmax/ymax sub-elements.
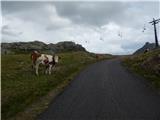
<box><xmin>2</xmin><ymin>24</ymin><xmax>23</xmax><ymax>36</ymax></box>
<box><xmin>54</xmin><ymin>2</ymin><xmax>127</xmax><ymax>26</ymax></box>
<box><xmin>1</xmin><ymin>1</ymin><xmax>160</xmax><ymax>54</ymax></box>
<box><xmin>54</xmin><ymin>2</ymin><xmax>159</xmax><ymax>28</ymax></box>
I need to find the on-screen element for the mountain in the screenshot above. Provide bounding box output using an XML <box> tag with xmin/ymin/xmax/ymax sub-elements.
<box><xmin>133</xmin><ymin>42</ymin><xmax>157</xmax><ymax>55</ymax></box>
<box><xmin>1</xmin><ymin>41</ymin><xmax>86</xmax><ymax>54</ymax></box>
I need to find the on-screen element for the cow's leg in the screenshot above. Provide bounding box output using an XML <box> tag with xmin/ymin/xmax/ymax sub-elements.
<box><xmin>52</xmin><ymin>65</ymin><xmax>55</xmax><ymax>72</ymax></box>
<box><xmin>31</xmin><ymin>61</ymin><xmax>35</xmax><ymax>69</ymax></box>
<box><xmin>45</xmin><ymin>65</ymin><xmax>49</xmax><ymax>74</ymax></box>
<box><xmin>48</xmin><ymin>65</ymin><xmax>52</xmax><ymax>75</ymax></box>
<box><xmin>32</xmin><ymin>64</ymin><xmax>36</xmax><ymax>70</ymax></box>
<box><xmin>35</xmin><ymin>63</ymin><xmax>40</xmax><ymax>75</ymax></box>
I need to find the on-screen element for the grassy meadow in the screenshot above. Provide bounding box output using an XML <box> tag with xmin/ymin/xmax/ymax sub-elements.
<box><xmin>123</xmin><ymin>49</ymin><xmax>160</xmax><ymax>90</ymax></box>
<box><xmin>1</xmin><ymin>51</ymin><xmax>112</xmax><ymax>120</ymax></box>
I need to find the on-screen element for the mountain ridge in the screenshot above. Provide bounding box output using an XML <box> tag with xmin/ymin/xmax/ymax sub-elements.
<box><xmin>1</xmin><ymin>41</ymin><xmax>86</xmax><ymax>54</ymax></box>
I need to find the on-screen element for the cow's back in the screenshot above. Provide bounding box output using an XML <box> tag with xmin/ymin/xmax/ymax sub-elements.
<box><xmin>37</xmin><ymin>54</ymin><xmax>53</xmax><ymax>65</ymax></box>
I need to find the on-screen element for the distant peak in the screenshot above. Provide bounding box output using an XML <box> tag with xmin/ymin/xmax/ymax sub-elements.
<box><xmin>145</xmin><ymin>42</ymin><xmax>150</xmax><ymax>45</ymax></box>
<box><xmin>134</xmin><ymin>42</ymin><xmax>156</xmax><ymax>54</ymax></box>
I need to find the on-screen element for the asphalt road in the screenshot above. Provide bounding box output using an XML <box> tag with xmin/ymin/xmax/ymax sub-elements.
<box><xmin>38</xmin><ymin>59</ymin><xmax>160</xmax><ymax>120</ymax></box>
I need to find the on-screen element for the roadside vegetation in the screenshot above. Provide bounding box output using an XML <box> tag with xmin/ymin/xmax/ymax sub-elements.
<box><xmin>123</xmin><ymin>48</ymin><xmax>160</xmax><ymax>90</ymax></box>
<box><xmin>1</xmin><ymin>51</ymin><xmax>112</xmax><ymax>120</ymax></box>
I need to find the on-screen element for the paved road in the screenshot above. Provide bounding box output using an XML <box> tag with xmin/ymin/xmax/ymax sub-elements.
<box><xmin>38</xmin><ymin>59</ymin><xmax>160</xmax><ymax>120</ymax></box>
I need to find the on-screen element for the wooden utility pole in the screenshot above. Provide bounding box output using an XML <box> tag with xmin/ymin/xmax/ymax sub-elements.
<box><xmin>149</xmin><ymin>18</ymin><xmax>160</xmax><ymax>48</ymax></box>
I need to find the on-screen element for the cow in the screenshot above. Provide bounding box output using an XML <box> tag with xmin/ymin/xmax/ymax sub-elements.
<box><xmin>144</xmin><ymin>48</ymin><xmax>149</xmax><ymax>53</ymax></box>
<box><xmin>31</xmin><ymin>51</ymin><xmax>59</xmax><ymax>75</ymax></box>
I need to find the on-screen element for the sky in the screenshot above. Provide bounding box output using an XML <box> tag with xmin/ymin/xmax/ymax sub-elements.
<box><xmin>1</xmin><ymin>1</ymin><xmax>160</xmax><ymax>55</ymax></box>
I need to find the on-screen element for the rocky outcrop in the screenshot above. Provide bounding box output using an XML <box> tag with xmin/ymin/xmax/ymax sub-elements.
<box><xmin>1</xmin><ymin>41</ymin><xmax>86</xmax><ymax>54</ymax></box>
<box><xmin>134</xmin><ymin>42</ymin><xmax>157</xmax><ymax>55</ymax></box>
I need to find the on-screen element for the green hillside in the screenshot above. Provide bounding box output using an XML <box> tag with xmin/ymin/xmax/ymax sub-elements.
<box><xmin>1</xmin><ymin>51</ymin><xmax>112</xmax><ymax>120</ymax></box>
<box><xmin>123</xmin><ymin>49</ymin><xmax>160</xmax><ymax>90</ymax></box>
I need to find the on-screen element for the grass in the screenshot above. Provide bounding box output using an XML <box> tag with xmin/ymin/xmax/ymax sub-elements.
<box><xmin>1</xmin><ymin>51</ymin><xmax>111</xmax><ymax>120</ymax></box>
<box><xmin>123</xmin><ymin>49</ymin><xmax>160</xmax><ymax>90</ymax></box>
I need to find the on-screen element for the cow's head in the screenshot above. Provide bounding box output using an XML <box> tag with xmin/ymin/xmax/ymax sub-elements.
<box><xmin>31</xmin><ymin>51</ymin><xmax>41</xmax><ymax>65</ymax></box>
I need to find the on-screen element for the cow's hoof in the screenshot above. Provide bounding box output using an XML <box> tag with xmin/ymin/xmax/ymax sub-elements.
<box><xmin>35</xmin><ymin>73</ymin><xmax>39</xmax><ymax>76</ymax></box>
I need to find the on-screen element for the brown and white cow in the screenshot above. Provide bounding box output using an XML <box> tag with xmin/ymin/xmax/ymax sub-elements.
<box><xmin>31</xmin><ymin>51</ymin><xmax>59</xmax><ymax>75</ymax></box>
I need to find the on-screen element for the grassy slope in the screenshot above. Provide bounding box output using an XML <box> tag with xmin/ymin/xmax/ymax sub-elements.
<box><xmin>123</xmin><ymin>49</ymin><xmax>160</xmax><ymax>90</ymax></box>
<box><xmin>1</xmin><ymin>51</ymin><xmax>112</xmax><ymax>120</ymax></box>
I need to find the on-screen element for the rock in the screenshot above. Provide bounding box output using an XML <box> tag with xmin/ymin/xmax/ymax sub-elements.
<box><xmin>55</xmin><ymin>41</ymin><xmax>86</xmax><ymax>52</ymax></box>
<box><xmin>1</xmin><ymin>40</ymin><xmax>86</xmax><ymax>54</ymax></box>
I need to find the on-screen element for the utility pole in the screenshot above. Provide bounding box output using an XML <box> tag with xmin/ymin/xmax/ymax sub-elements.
<box><xmin>149</xmin><ymin>18</ymin><xmax>160</xmax><ymax>48</ymax></box>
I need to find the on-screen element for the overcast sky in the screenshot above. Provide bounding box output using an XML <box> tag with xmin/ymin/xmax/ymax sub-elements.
<box><xmin>1</xmin><ymin>1</ymin><xmax>160</xmax><ymax>54</ymax></box>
